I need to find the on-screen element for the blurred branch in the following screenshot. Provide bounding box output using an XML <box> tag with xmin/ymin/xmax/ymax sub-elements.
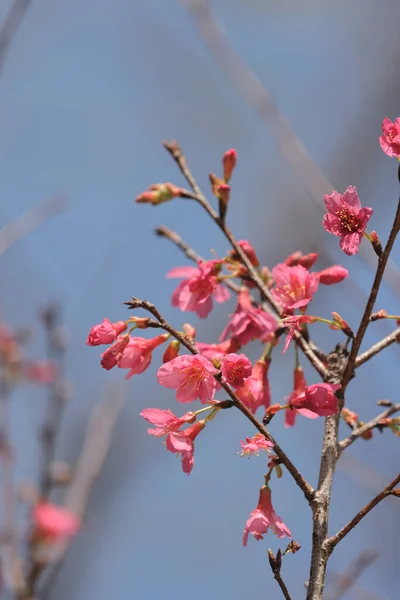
<box><xmin>325</xmin><ymin>550</ymin><xmax>378</xmax><ymax>600</ymax></box>
<box><xmin>0</xmin><ymin>0</ymin><xmax>32</xmax><ymax>75</ymax></box>
<box><xmin>180</xmin><ymin>0</ymin><xmax>400</xmax><ymax>293</ymax></box>
<box><xmin>0</xmin><ymin>196</ymin><xmax>66</xmax><ymax>257</ymax></box>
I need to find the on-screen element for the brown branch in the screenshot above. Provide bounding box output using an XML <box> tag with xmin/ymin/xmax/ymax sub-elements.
<box><xmin>268</xmin><ymin>549</ymin><xmax>292</xmax><ymax>600</ymax></box>
<box><xmin>355</xmin><ymin>327</ymin><xmax>400</xmax><ymax>368</ymax></box>
<box><xmin>325</xmin><ymin>550</ymin><xmax>378</xmax><ymax>600</ymax></box>
<box><xmin>125</xmin><ymin>297</ymin><xmax>314</xmax><ymax>502</ymax></box>
<box><xmin>325</xmin><ymin>473</ymin><xmax>400</xmax><ymax>552</ymax></box>
<box><xmin>0</xmin><ymin>0</ymin><xmax>32</xmax><ymax>75</ymax></box>
<box><xmin>162</xmin><ymin>141</ymin><xmax>328</xmax><ymax>380</ymax></box>
<box><xmin>338</xmin><ymin>403</ymin><xmax>400</xmax><ymax>453</ymax></box>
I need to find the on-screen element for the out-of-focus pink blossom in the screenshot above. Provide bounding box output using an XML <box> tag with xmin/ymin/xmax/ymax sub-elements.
<box><xmin>220</xmin><ymin>288</ymin><xmax>277</xmax><ymax>345</ymax></box>
<box><xmin>323</xmin><ymin>186</ymin><xmax>373</xmax><ymax>256</ymax></box>
<box><xmin>165</xmin><ymin>419</ymin><xmax>206</xmax><ymax>475</ymax></box>
<box><xmin>23</xmin><ymin>361</ymin><xmax>57</xmax><ymax>384</ymax></box>
<box><xmin>86</xmin><ymin>318</ymin><xmax>127</xmax><ymax>346</ymax></box>
<box><xmin>318</xmin><ymin>265</ymin><xmax>349</xmax><ymax>285</ymax></box>
<box><xmin>236</xmin><ymin>359</ymin><xmax>271</xmax><ymax>414</ymax></box>
<box><xmin>239</xmin><ymin>433</ymin><xmax>273</xmax><ymax>457</ymax></box>
<box><xmin>33</xmin><ymin>502</ymin><xmax>81</xmax><ymax>540</ymax></box>
<box><xmin>223</xmin><ymin>148</ymin><xmax>237</xmax><ymax>182</ymax></box>
<box><xmin>118</xmin><ymin>334</ymin><xmax>169</xmax><ymax>379</ymax></box>
<box><xmin>290</xmin><ymin>383</ymin><xmax>341</xmax><ymax>416</ymax></box>
<box><xmin>167</xmin><ymin>260</ymin><xmax>229</xmax><ymax>318</ymax></box>
<box><xmin>196</xmin><ymin>338</ymin><xmax>241</xmax><ymax>362</ymax></box>
<box><xmin>243</xmin><ymin>485</ymin><xmax>291</xmax><ymax>545</ymax></box>
<box><xmin>379</xmin><ymin>116</ymin><xmax>400</xmax><ymax>158</ymax></box>
<box><xmin>157</xmin><ymin>354</ymin><xmax>219</xmax><ymax>403</ymax></box>
<box><xmin>280</xmin><ymin>315</ymin><xmax>317</xmax><ymax>354</ymax></box>
<box><xmin>272</xmin><ymin>264</ymin><xmax>319</xmax><ymax>311</ymax></box>
<box><xmin>100</xmin><ymin>335</ymin><xmax>130</xmax><ymax>370</ymax></box>
<box><xmin>140</xmin><ymin>408</ymin><xmax>196</xmax><ymax>437</ymax></box>
<box><xmin>284</xmin><ymin>251</ymin><xmax>318</xmax><ymax>269</ymax></box>
<box><xmin>221</xmin><ymin>353</ymin><xmax>252</xmax><ymax>387</ymax></box>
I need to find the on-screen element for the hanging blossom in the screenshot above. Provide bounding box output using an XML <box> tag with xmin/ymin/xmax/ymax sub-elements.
<box><xmin>239</xmin><ymin>433</ymin><xmax>273</xmax><ymax>457</ymax></box>
<box><xmin>100</xmin><ymin>335</ymin><xmax>130</xmax><ymax>370</ymax></box>
<box><xmin>280</xmin><ymin>315</ymin><xmax>317</xmax><ymax>354</ymax></box>
<box><xmin>236</xmin><ymin>359</ymin><xmax>271</xmax><ymax>414</ymax></box>
<box><xmin>166</xmin><ymin>420</ymin><xmax>206</xmax><ymax>475</ymax></box>
<box><xmin>33</xmin><ymin>502</ymin><xmax>81</xmax><ymax>540</ymax></box>
<box><xmin>323</xmin><ymin>186</ymin><xmax>373</xmax><ymax>256</ymax></box>
<box><xmin>166</xmin><ymin>260</ymin><xmax>229</xmax><ymax>319</ymax></box>
<box><xmin>284</xmin><ymin>366</ymin><xmax>318</xmax><ymax>428</ymax></box>
<box><xmin>87</xmin><ymin>318</ymin><xmax>127</xmax><ymax>346</ymax></box>
<box><xmin>221</xmin><ymin>353</ymin><xmax>252</xmax><ymax>388</ymax></box>
<box><xmin>220</xmin><ymin>288</ymin><xmax>277</xmax><ymax>346</ymax></box>
<box><xmin>290</xmin><ymin>383</ymin><xmax>341</xmax><ymax>417</ymax></box>
<box><xmin>243</xmin><ymin>485</ymin><xmax>291</xmax><ymax>545</ymax></box>
<box><xmin>140</xmin><ymin>408</ymin><xmax>196</xmax><ymax>437</ymax></box>
<box><xmin>271</xmin><ymin>264</ymin><xmax>319</xmax><ymax>311</ymax></box>
<box><xmin>379</xmin><ymin>116</ymin><xmax>400</xmax><ymax>158</ymax></box>
<box><xmin>196</xmin><ymin>338</ymin><xmax>241</xmax><ymax>362</ymax></box>
<box><xmin>157</xmin><ymin>354</ymin><xmax>219</xmax><ymax>403</ymax></box>
<box><xmin>117</xmin><ymin>334</ymin><xmax>169</xmax><ymax>379</ymax></box>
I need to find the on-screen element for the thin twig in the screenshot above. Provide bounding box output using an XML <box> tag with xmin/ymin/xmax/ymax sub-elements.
<box><xmin>125</xmin><ymin>297</ymin><xmax>314</xmax><ymax>502</ymax></box>
<box><xmin>268</xmin><ymin>550</ymin><xmax>292</xmax><ymax>600</ymax></box>
<box><xmin>338</xmin><ymin>403</ymin><xmax>400</xmax><ymax>452</ymax></box>
<box><xmin>355</xmin><ymin>327</ymin><xmax>400</xmax><ymax>368</ymax></box>
<box><xmin>0</xmin><ymin>0</ymin><xmax>32</xmax><ymax>75</ymax></box>
<box><xmin>325</xmin><ymin>473</ymin><xmax>400</xmax><ymax>552</ymax></box>
<box><xmin>325</xmin><ymin>550</ymin><xmax>378</xmax><ymax>600</ymax></box>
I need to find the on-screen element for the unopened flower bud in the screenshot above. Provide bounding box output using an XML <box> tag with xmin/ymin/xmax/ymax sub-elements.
<box><xmin>331</xmin><ymin>312</ymin><xmax>354</xmax><ymax>338</ymax></box>
<box><xmin>229</xmin><ymin>240</ymin><xmax>260</xmax><ymax>267</ymax></box>
<box><xmin>162</xmin><ymin>340</ymin><xmax>180</xmax><ymax>363</ymax></box>
<box><xmin>284</xmin><ymin>251</ymin><xmax>318</xmax><ymax>269</ymax></box>
<box><xmin>130</xmin><ymin>317</ymin><xmax>152</xmax><ymax>329</ymax></box>
<box><xmin>218</xmin><ymin>183</ymin><xmax>230</xmax><ymax>222</ymax></box>
<box><xmin>370</xmin><ymin>309</ymin><xmax>387</xmax><ymax>321</ymax></box>
<box><xmin>318</xmin><ymin>265</ymin><xmax>349</xmax><ymax>285</ymax></box>
<box><xmin>135</xmin><ymin>183</ymin><xmax>182</xmax><ymax>205</ymax></box>
<box><xmin>182</xmin><ymin>323</ymin><xmax>196</xmax><ymax>339</ymax></box>
<box><xmin>370</xmin><ymin>230</ymin><xmax>383</xmax><ymax>257</ymax></box>
<box><xmin>222</xmin><ymin>148</ymin><xmax>237</xmax><ymax>182</ymax></box>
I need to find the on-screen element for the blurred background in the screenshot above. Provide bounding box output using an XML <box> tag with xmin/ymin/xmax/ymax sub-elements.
<box><xmin>0</xmin><ymin>0</ymin><xmax>399</xmax><ymax>598</ymax></box>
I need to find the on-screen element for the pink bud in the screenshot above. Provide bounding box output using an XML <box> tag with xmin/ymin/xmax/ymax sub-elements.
<box><xmin>222</xmin><ymin>148</ymin><xmax>237</xmax><ymax>182</ymax></box>
<box><xmin>370</xmin><ymin>309</ymin><xmax>388</xmax><ymax>321</ymax></box>
<box><xmin>284</xmin><ymin>251</ymin><xmax>318</xmax><ymax>269</ymax></box>
<box><xmin>318</xmin><ymin>265</ymin><xmax>349</xmax><ymax>285</ymax></box>
<box><xmin>162</xmin><ymin>340</ymin><xmax>180</xmax><ymax>363</ymax></box>
<box><xmin>87</xmin><ymin>319</ymin><xmax>127</xmax><ymax>346</ymax></box>
<box><xmin>230</xmin><ymin>240</ymin><xmax>260</xmax><ymax>267</ymax></box>
<box><xmin>182</xmin><ymin>323</ymin><xmax>196</xmax><ymax>339</ymax></box>
<box><xmin>100</xmin><ymin>335</ymin><xmax>129</xmax><ymax>370</ymax></box>
<box><xmin>135</xmin><ymin>183</ymin><xmax>182</xmax><ymax>205</ymax></box>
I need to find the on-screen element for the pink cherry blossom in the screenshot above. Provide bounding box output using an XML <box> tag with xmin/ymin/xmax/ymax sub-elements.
<box><xmin>239</xmin><ymin>433</ymin><xmax>273</xmax><ymax>457</ymax></box>
<box><xmin>86</xmin><ymin>318</ymin><xmax>127</xmax><ymax>346</ymax></box>
<box><xmin>272</xmin><ymin>264</ymin><xmax>319</xmax><ymax>311</ymax></box>
<box><xmin>220</xmin><ymin>288</ymin><xmax>277</xmax><ymax>346</ymax></box>
<box><xmin>284</xmin><ymin>366</ymin><xmax>318</xmax><ymax>428</ymax></box>
<box><xmin>100</xmin><ymin>335</ymin><xmax>130</xmax><ymax>370</ymax></box>
<box><xmin>243</xmin><ymin>485</ymin><xmax>291</xmax><ymax>545</ymax></box>
<box><xmin>236</xmin><ymin>359</ymin><xmax>271</xmax><ymax>414</ymax></box>
<box><xmin>165</xmin><ymin>420</ymin><xmax>206</xmax><ymax>475</ymax></box>
<box><xmin>379</xmin><ymin>116</ymin><xmax>400</xmax><ymax>158</ymax></box>
<box><xmin>223</xmin><ymin>148</ymin><xmax>237</xmax><ymax>181</ymax></box>
<box><xmin>318</xmin><ymin>265</ymin><xmax>349</xmax><ymax>285</ymax></box>
<box><xmin>167</xmin><ymin>260</ymin><xmax>229</xmax><ymax>318</ymax></box>
<box><xmin>118</xmin><ymin>334</ymin><xmax>169</xmax><ymax>379</ymax></box>
<box><xmin>221</xmin><ymin>353</ymin><xmax>252</xmax><ymax>387</ymax></box>
<box><xmin>157</xmin><ymin>354</ymin><xmax>219</xmax><ymax>403</ymax></box>
<box><xmin>290</xmin><ymin>383</ymin><xmax>341</xmax><ymax>417</ymax></box>
<box><xmin>33</xmin><ymin>502</ymin><xmax>81</xmax><ymax>540</ymax></box>
<box><xmin>323</xmin><ymin>186</ymin><xmax>373</xmax><ymax>256</ymax></box>
<box><xmin>140</xmin><ymin>408</ymin><xmax>196</xmax><ymax>437</ymax></box>
<box><xmin>280</xmin><ymin>315</ymin><xmax>317</xmax><ymax>354</ymax></box>
<box><xmin>196</xmin><ymin>338</ymin><xmax>241</xmax><ymax>362</ymax></box>
<box><xmin>23</xmin><ymin>361</ymin><xmax>57</xmax><ymax>384</ymax></box>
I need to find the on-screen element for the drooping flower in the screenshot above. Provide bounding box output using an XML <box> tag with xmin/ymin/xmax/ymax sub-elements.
<box><xmin>236</xmin><ymin>359</ymin><xmax>271</xmax><ymax>414</ymax></box>
<box><xmin>196</xmin><ymin>338</ymin><xmax>241</xmax><ymax>362</ymax></box>
<box><xmin>165</xmin><ymin>419</ymin><xmax>206</xmax><ymax>475</ymax></box>
<box><xmin>284</xmin><ymin>365</ymin><xmax>318</xmax><ymax>428</ymax></box>
<box><xmin>280</xmin><ymin>315</ymin><xmax>317</xmax><ymax>354</ymax></box>
<box><xmin>23</xmin><ymin>361</ymin><xmax>57</xmax><ymax>384</ymax></box>
<box><xmin>118</xmin><ymin>334</ymin><xmax>169</xmax><ymax>379</ymax></box>
<box><xmin>100</xmin><ymin>335</ymin><xmax>130</xmax><ymax>370</ymax></box>
<box><xmin>239</xmin><ymin>433</ymin><xmax>273</xmax><ymax>457</ymax></box>
<box><xmin>318</xmin><ymin>265</ymin><xmax>349</xmax><ymax>285</ymax></box>
<box><xmin>272</xmin><ymin>264</ymin><xmax>319</xmax><ymax>311</ymax></box>
<box><xmin>221</xmin><ymin>353</ymin><xmax>252</xmax><ymax>387</ymax></box>
<box><xmin>140</xmin><ymin>408</ymin><xmax>196</xmax><ymax>437</ymax></box>
<box><xmin>86</xmin><ymin>318</ymin><xmax>127</xmax><ymax>346</ymax></box>
<box><xmin>284</xmin><ymin>251</ymin><xmax>318</xmax><ymax>269</ymax></box>
<box><xmin>290</xmin><ymin>383</ymin><xmax>341</xmax><ymax>417</ymax></box>
<box><xmin>223</xmin><ymin>148</ymin><xmax>237</xmax><ymax>182</ymax></box>
<box><xmin>167</xmin><ymin>260</ymin><xmax>229</xmax><ymax>319</ymax></box>
<box><xmin>33</xmin><ymin>502</ymin><xmax>81</xmax><ymax>540</ymax></box>
<box><xmin>379</xmin><ymin>116</ymin><xmax>400</xmax><ymax>158</ymax></box>
<box><xmin>243</xmin><ymin>485</ymin><xmax>291</xmax><ymax>545</ymax></box>
<box><xmin>220</xmin><ymin>288</ymin><xmax>277</xmax><ymax>346</ymax></box>
<box><xmin>157</xmin><ymin>354</ymin><xmax>219</xmax><ymax>403</ymax></box>
<box><xmin>322</xmin><ymin>186</ymin><xmax>373</xmax><ymax>256</ymax></box>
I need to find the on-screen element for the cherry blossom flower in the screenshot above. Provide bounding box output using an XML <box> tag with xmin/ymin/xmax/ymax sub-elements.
<box><xmin>157</xmin><ymin>354</ymin><xmax>219</xmax><ymax>403</ymax></box>
<box><xmin>23</xmin><ymin>361</ymin><xmax>57</xmax><ymax>384</ymax></box>
<box><xmin>284</xmin><ymin>251</ymin><xmax>318</xmax><ymax>269</ymax></box>
<box><xmin>196</xmin><ymin>338</ymin><xmax>241</xmax><ymax>362</ymax></box>
<box><xmin>280</xmin><ymin>315</ymin><xmax>317</xmax><ymax>354</ymax></box>
<box><xmin>223</xmin><ymin>148</ymin><xmax>237</xmax><ymax>181</ymax></box>
<box><xmin>243</xmin><ymin>485</ymin><xmax>291</xmax><ymax>545</ymax></box>
<box><xmin>379</xmin><ymin>116</ymin><xmax>400</xmax><ymax>158</ymax></box>
<box><xmin>239</xmin><ymin>433</ymin><xmax>273</xmax><ymax>457</ymax></box>
<box><xmin>272</xmin><ymin>264</ymin><xmax>319</xmax><ymax>311</ymax></box>
<box><xmin>318</xmin><ymin>265</ymin><xmax>349</xmax><ymax>285</ymax></box>
<box><xmin>236</xmin><ymin>359</ymin><xmax>271</xmax><ymax>414</ymax></box>
<box><xmin>167</xmin><ymin>260</ymin><xmax>229</xmax><ymax>318</ymax></box>
<box><xmin>323</xmin><ymin>186</ymin><xmax>373</xmax><ymax>256</ymax></box>
<box><xmin>220</xmin><ymin>288</ymin><xmax>277</xmax><ymax>345</ymax></box>
<box><xmin>165</xmin><ymin>419</ymin><xmax>206</xmax><ymax>475</ymax></box>
<box><xmin>284</xmin><ymin>366</ymin><xmax>318</xmax><ymax>428</ymax></box>
<box><xmin>118</xmin><ymin>334</ymin><xmax>169</xmax><ymax>379</ymax></box>
<box><xmin>221</xmin><ymin>353</ymin><xmax>252</xmax><ymax>387</ymax></box>
<box><xmin>290</xmin><ymin>383</ymin><xmax>341</xmax><ymax>417</ymax></box>
<box><xmin>100</xmin><ymin>335</ymin><xmax>130</xmax><ymax>370</ymax></box>
<box><xmin>140</xmin><ymin>408</ymin><xmax>196</xmax><ymax>437</ymax></box>
<box><xmin>33</xmin><ymin>502</ymin><xmax>81</xmax><ymax>540</ymax></box>
<box><xmin>86</xmin><ymin>318</ymin><xmax>127</xmax><ymax>346</ymax></box>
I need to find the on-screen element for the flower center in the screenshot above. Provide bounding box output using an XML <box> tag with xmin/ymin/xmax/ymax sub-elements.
<box><xmin>337</xmin><ymin>207</ymin><xmax>359</xmax><ymax>232</ymax></box>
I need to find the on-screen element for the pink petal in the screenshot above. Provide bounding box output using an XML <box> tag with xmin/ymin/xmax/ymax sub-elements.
<box><xmin>166</xmin><ymin>266</ymin><xmax>198</xmax><ymax>279</ymax></box>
